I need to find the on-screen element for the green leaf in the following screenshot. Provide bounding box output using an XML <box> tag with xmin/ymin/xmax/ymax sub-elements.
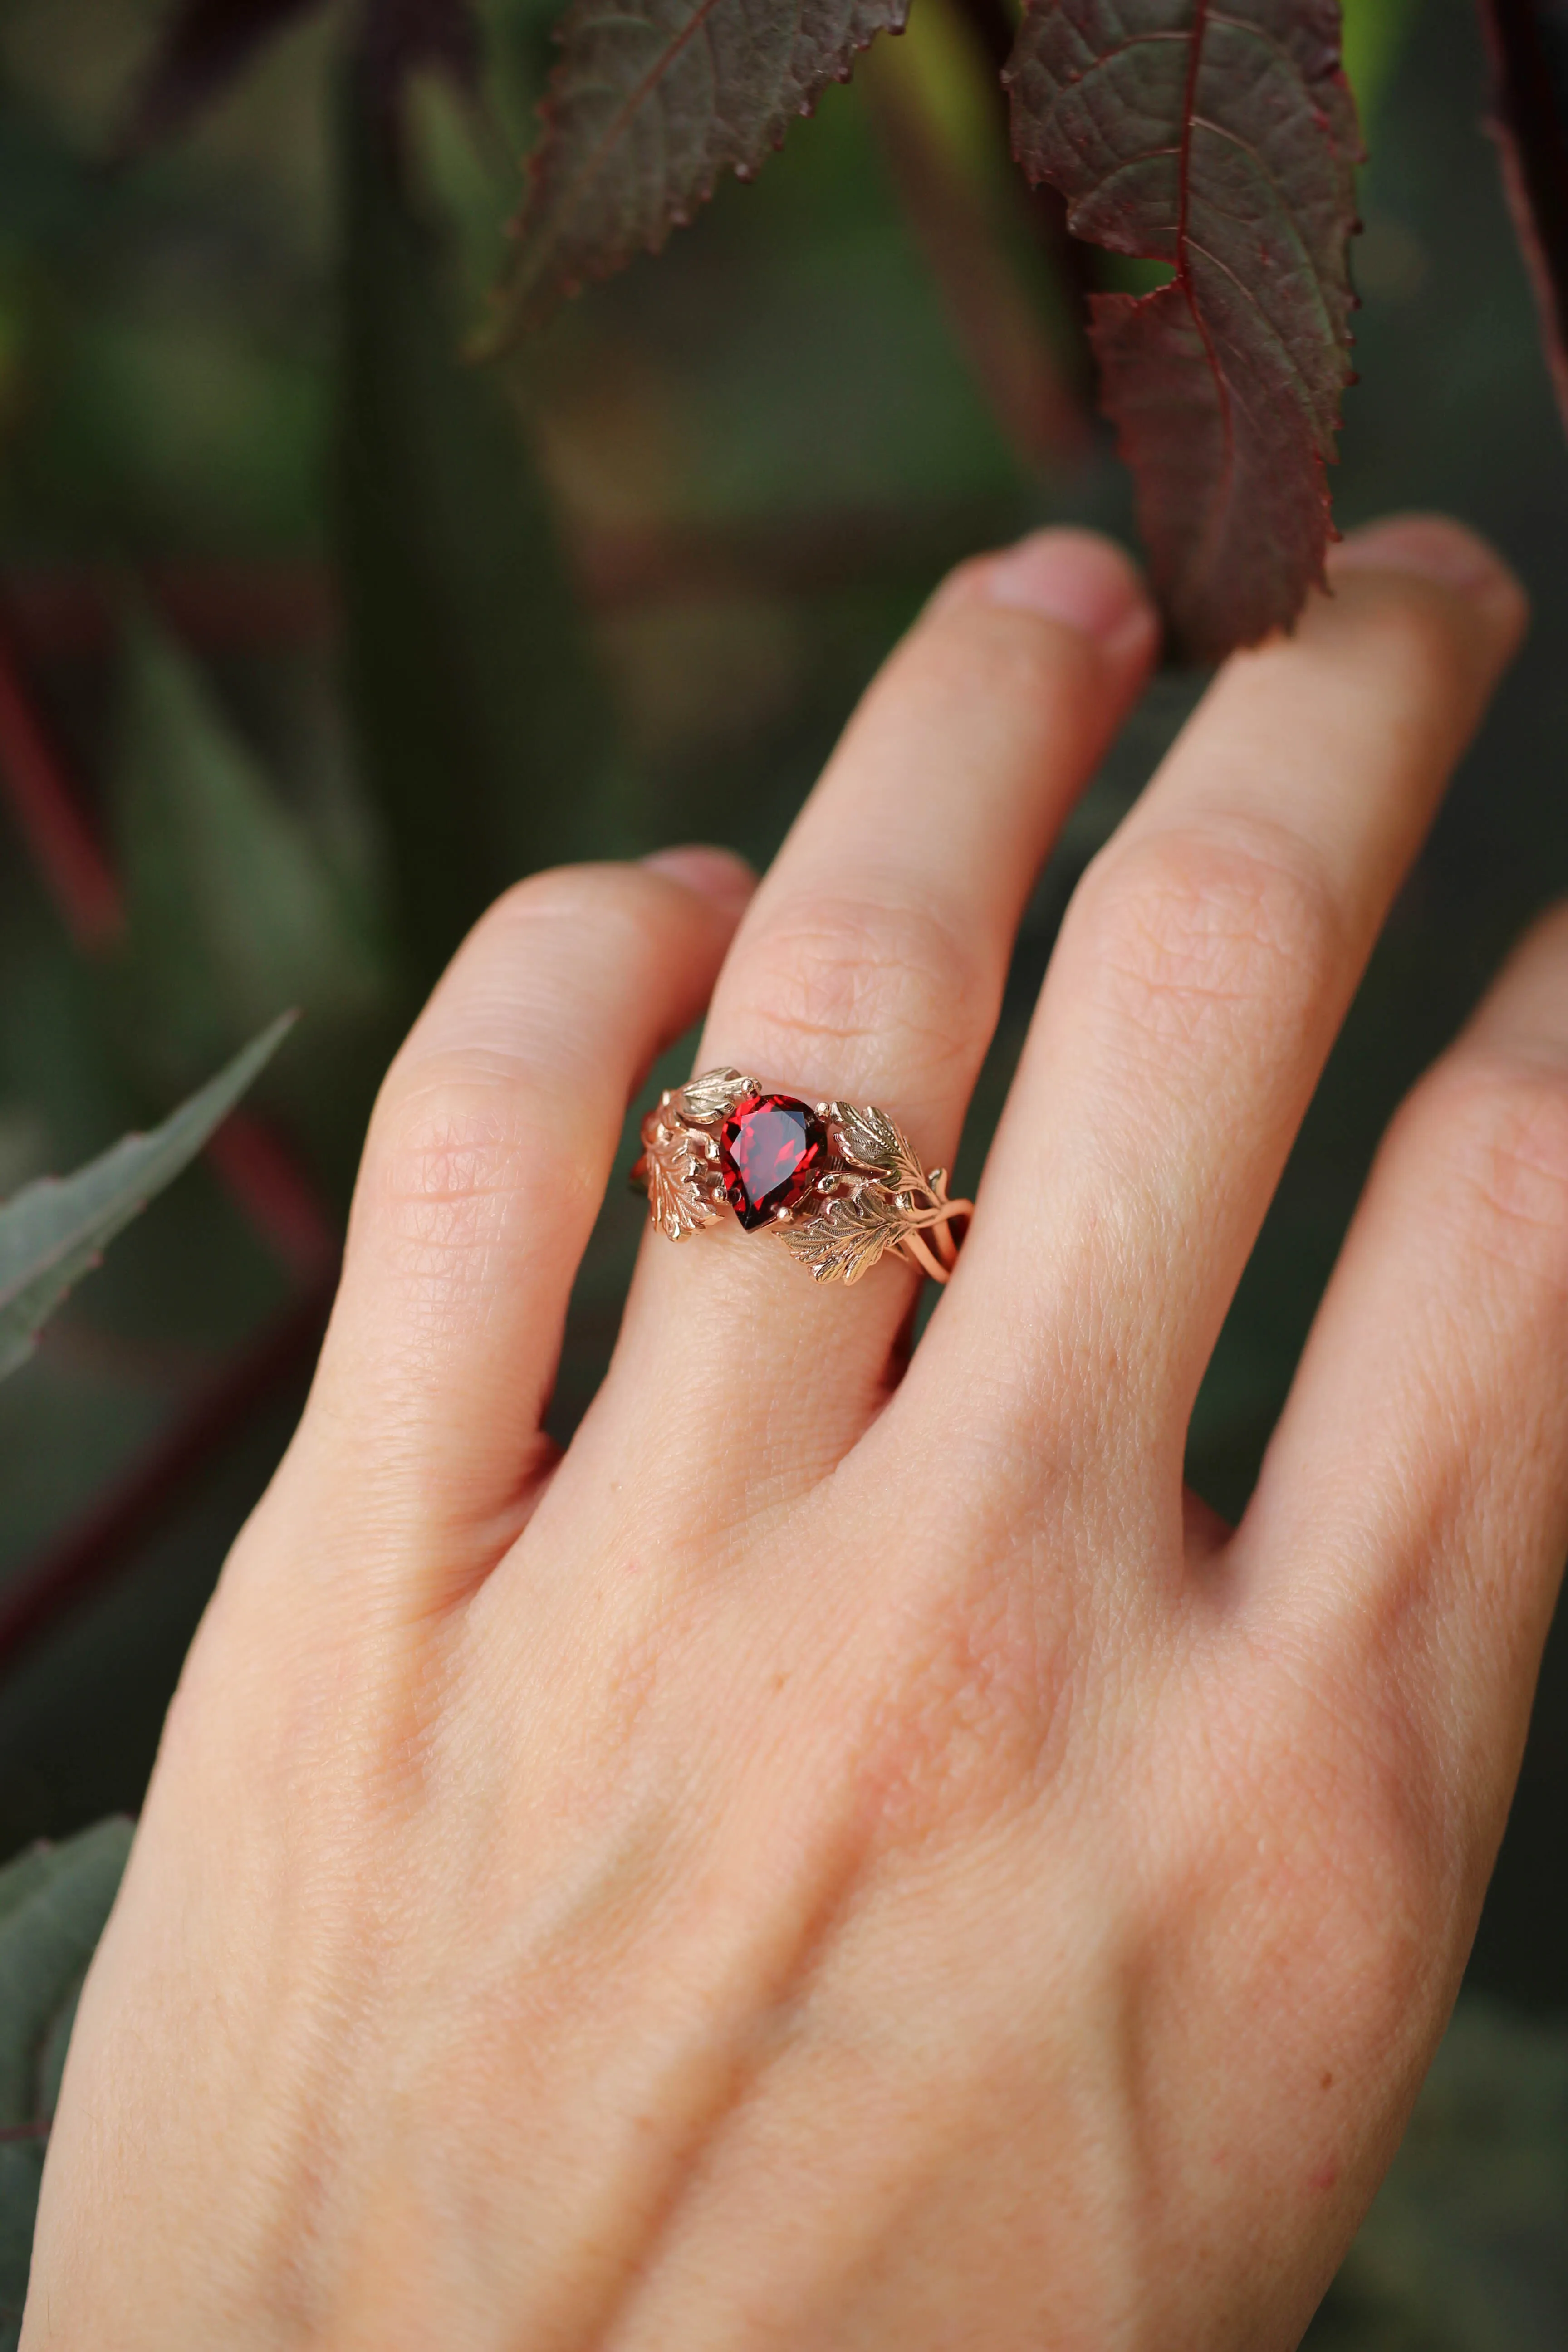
<box><xmin>0</xmin><ymin>1819</ymin><xmax>131</xmax><ymax>2122</ymax></box>
<box><xmin>112</xmin><ymin>608</ymin><xmax>387</xmax><ymax>1095</ymax></box>
<box><xmin>0</xmin><ymin>1015</ymin><xmax>293</xmax><ymax>1382</ymax></box>
<box><xmin>333</xmin><ymin>60</ymin><xmax>617</xmax><ymax>989</ymax></box>
<box><xmin>0</xmin><ymin>1819</ymin><xmax>133</xmax><ymax>2342</ymax></box>
<box><xmin>1340</xmin><ymin>0</ymin><xmax>1426</xmax><ymax>127</ymax></box>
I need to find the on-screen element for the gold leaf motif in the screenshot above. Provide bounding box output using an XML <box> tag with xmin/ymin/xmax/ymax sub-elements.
<box><xmin>681</xmin><ymin>1066</ymin><xmax>751</xmax><ymax>1124</ymax></box>
<box><xmin>644</xmin><ymin>1126</ymin><xmax>720</xmax><ymax>1240</ymax></box>
<box><xmin>781</xmin><ymin>1186</ymin><xmax>906</xmax><ymax>1285</ymax></box>
<box><xmin>832</xmin><ymin>1100</ymin><xmax>923</xmax><ymax>1195</ymax></box>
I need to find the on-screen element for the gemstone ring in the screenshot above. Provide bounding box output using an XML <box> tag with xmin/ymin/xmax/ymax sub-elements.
<box><xmin>632</xmin><ymin>1067</ymin><xmax>972</xmax><ymax>1286</ymax></box>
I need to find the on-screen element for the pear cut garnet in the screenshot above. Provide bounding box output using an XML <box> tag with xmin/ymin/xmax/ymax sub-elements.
<box><xmin>719</xmin><ymin>1093</ymin><xmax>827</xmax><ymax>1231</ymax></box>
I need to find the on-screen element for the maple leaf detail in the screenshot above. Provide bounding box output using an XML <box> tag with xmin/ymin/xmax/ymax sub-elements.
<box><xmin>681</xmin><ymin>1067</ymin><xmax>752</xmax><ymax>1124</ymax></box>
<box><xmin>1007</xmin><ymin>0</ymin><xmax>1362</xmax><ymax>660</ymax></box>
<box><xmin>832</xmin><ymin>1100</ymin><xmax>923</xmax><ymax>1195</ymax></box>
<box><xmin>496</xmin><ymin>0</ymin><xmax>910</xmax><ymax>333</ymax></box>
<box><xmin>782</xmin><ymin>1186</ymin><xmax>906</xmax><ymax>1284</ymax></box>
<box><xmin>643</xmin><ymin>1128</ymin><xmax>720</xmax><ymax>1239</ymax></box>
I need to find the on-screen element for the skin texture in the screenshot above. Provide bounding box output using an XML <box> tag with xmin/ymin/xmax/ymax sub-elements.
<box><xmin>23</xmin><ymin>515</ymin><xmax>1568</xmax><ymax>2351</ymax></box>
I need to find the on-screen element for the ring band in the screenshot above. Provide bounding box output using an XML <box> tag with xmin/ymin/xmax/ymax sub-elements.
<box><xmin>633</xmin><ymin>1068</ymin><xmax>972</xmax><ymax>1285</ymax></box>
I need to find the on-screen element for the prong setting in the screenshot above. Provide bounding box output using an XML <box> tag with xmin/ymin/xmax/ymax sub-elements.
<box><xmin>638</xmin><ymin>1070</ymin><xmax>972</xmax><ymax>1284</ymax></box>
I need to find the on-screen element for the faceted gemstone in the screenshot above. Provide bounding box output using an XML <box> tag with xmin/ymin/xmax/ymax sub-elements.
<box><xmin>718</xmin><ymin>1093</ymin><xmax>827</xmax><ymax>1231</ymax></box>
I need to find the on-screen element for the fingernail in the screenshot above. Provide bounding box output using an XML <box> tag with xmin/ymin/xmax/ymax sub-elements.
<box><xmin>642</xmin><ymin>845</ymin><xmax>756</xmax><ymax>911</ymax></box>
<box><xmin>936</xmin><ymin>527</ymin><xmax>1155</xmax><ymax>657</ymax></box>
<box><xmin>1331</xmin><ymin>514</ymin><xmax>1522</xmax><ymax>606</ymax></box>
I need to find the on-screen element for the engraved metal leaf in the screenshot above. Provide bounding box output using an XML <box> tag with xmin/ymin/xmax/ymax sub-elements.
<box><xmin>782</xmin><ymin>1186</ymin><xmax>906</xmax><ymax>1285</ymax></box>
<box><xmin>681</xmin><ymin>1067</ymin><xmax>750</xmax><ymax>1124</ymax></box>
<box><xmin>833</xmin><ymin>1101</ymin><xmax>921</xmax><ymax>1192</ymax></box>
<box><xmin>645</xmin><ymin>1133</ymin><xmax>719</xmax><ymax>1240</ymax></box>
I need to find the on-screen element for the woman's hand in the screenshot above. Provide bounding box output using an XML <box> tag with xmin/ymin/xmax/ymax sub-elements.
<box><xmin>25</xmin><ymin>516</ymin><xmax>1565</xmax><ymax>2351</ymax></box>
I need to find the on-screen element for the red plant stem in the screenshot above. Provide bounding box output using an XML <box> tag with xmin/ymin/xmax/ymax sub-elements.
<box><xmin>0</xmin><ymin>605</ymin><xmax>340</xmax><ymax>1279</ymax></box>
<box><xmin>205</xmin><ymin>1111</ymin><xmax>340</xmax><ymax>1283</ymax></box>
<box><xmin>1479</xmin><ymin>0</ymin><xmax>1568</xmax><ymax>435</ymax></box>
<box><xmin>942</xmin><ymin>0</ymin><xmax>1100</xmax><ymax>368</ymax></box>
<box><xmin>0</xmin><ymin>1281</ymin><xmax>334</xmax><ymax>1671</ymax></box>
<box><xmin>0</xmin><ymin>562</ymin><xmax>336</xmax><ymax>661</ymax></box>
<box><xmin>0</xmin><ymin>621</ymin><xmax>124</xmax><ymax>952</ymax></box>
<box><xmin>0</xmin><ymin>608</ymin><xmax>345</xmax><ymax>1672</ymax></box>
<box><xmin>862</xmin><ymin>57</ymin><xmax>1092</xmax><ymax>469</ymax></box>
<box><xmin>0</xmin><ymin>502</ymin><xmax>1017</xmax><ymax>662</ymax></box>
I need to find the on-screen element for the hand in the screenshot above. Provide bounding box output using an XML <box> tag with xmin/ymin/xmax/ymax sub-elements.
<box><xmin>25</xmin><ymin>516</ymin><xmax>1564</xmax><ymax>2351</ymax></box>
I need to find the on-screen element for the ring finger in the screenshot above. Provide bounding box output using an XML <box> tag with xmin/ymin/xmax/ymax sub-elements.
<box><xmin>598</xmin><ymin>529</ymin><xmax>1159</xmax><ymax>1495</ymax></box>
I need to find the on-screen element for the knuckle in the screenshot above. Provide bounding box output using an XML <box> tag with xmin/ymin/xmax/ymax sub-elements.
<box><xmin>1406</xmin><ymin>1056</ymin><xmax>1568</xmax><ymax>1291</ymax></box>
<box><xmin>726</xmin><ymin>891</ymin><xmax>992</xmax><ymax>1080</ymax></box>
<box><xmin>1212</xmin><ymin>1651</ymin><xmax>1455</xmax><ymax>2031</ymax></box>
<box><xmin>1308</xmin><ymin>1788</ymin><xmax>1446</xmax><ymax>2024</ymax></box>
<box><xmin>374</xmin><ymin>1081</ymin><xmax>531</xmax><ymax>1219</ymax></box>
<box><xmin>851</xmin><ymin>1559</ymin><xmax>1073</xmax><ymax>1847</ymax></box>
<box><xmin>1072</xmin><ymin>823</ymin><xmax>1343</xmax><ymax>1061</ymax></box>
<box><xmin>347</xmin><ymin>859</ymin><xmax>696</xmax><ymax>1316</ymax></box>
<box><xmin>485</xmin><ymin>860</ymin><xmax>671</xmax><ymax>953</ymax></box>
<box><xmin>362</xmin><ymin>1076</ymin><xmax>587</xmax><ymax>1304</ymax></box>
<box><xmin>1300</xmin><ymin>1681</ymin><xmax>1460</xmax><ymax>1994</ymax></box>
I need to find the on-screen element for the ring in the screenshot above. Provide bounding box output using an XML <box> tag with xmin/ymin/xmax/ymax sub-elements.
<box><xmin>633</xmin><ymin>1068</ymin><xmax>973</xmax><ymax>1285</ymax></box>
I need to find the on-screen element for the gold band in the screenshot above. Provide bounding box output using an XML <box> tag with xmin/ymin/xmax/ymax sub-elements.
<box><xmin>633</xmin><ymin>1068</ymin><xmax>972</xmax><ymax>1286</ymax></box>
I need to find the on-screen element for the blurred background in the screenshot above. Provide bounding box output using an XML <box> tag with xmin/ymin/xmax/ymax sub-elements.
<box><xmin>0</xmin><ymin>0</ymin><xmax>1564</xmax><ymax>2335</ymax></box>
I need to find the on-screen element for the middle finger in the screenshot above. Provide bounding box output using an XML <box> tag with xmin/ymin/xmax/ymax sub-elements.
<box><xmin>947</xmin><ymin>515</ymin><xmax>1528</xmax><ymax>1483</ymax></box>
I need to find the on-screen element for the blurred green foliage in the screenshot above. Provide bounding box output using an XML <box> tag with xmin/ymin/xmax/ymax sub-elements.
<box><xmin>0</xmin><ymin>0</ymin><xmax>1564</xmax><ymax>2332</ymax></box>
<box><xmin>0</xmin><ymin>1015</ymin><xmax>292</xmax><ymax>1379</ymax></box>
<box><xmin>0</xmin><ymin>1818</ymin><xmax>132</xmax><ymax>2350</ymax></box>
<box><xmin>1309</xmin><ymin>2003</ymin><xmax>1568</xmax><ymax>2349</ymax></box>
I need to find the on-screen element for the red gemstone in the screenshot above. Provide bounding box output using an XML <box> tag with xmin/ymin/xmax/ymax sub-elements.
<box><xmin>719</xmin><ymin>1093</ymin><xmax>827</xmax><ymax>1230</ymax></box>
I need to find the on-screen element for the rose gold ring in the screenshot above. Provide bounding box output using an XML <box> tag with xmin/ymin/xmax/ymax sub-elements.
<box><xmin>632</xmin><ymin>1067</ymin><xmax>973</xmax><ymax>1286</ymax></box>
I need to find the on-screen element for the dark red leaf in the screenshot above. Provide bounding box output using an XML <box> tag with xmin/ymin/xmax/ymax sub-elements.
<box><xmin>495</xmin><ymin>0</ymin><xmax>910</xmax><ymax>336</ymax></box>
<box><xmin>1478</xmin><ymin>0</ymin><xmax>1568</xmax><ymax>433</ymax></box>
<box><xmin>1007</xmin><ymin>0</ymin><xmax>1362</xmax><ymax>661</ymax></box>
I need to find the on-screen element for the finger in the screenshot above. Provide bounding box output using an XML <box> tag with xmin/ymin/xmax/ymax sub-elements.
<box><xmin>293</xmin><ymin>852</ymin><xmax>753</xmax><ymax>1591</ymax></box>
<box><xmin>605</xmin><ymin>531</ymin><xmax>1158</xmax><ymax>1491</ymax></box>
<box><xmin>949</xmin><ymin>517</ymin><xmax>1528</xmax><ymax>1470</ymax></box>
<box><xmin>1239</xmin><ymin>905</ymin><xmax>1568</xmax><ymax>1891</ymax></box>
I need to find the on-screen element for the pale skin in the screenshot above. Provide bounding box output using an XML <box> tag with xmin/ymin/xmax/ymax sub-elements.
<box><xmin>22</xmin><ymin>513</ymin><xmax>1568</xmax><ymax>2349</ymax></box>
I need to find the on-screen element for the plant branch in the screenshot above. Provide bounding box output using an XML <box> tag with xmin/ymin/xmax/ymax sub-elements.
<box><xmin>0</xmin><ymin>619</ymin><xmax>124</xmax><ymax>953</ymax></box>
<box><xmin>0</xmin><ymin>607</ymin><xmax>340</xmax><ymax>1281</ymax></box>
<box><xmin>941</xmin><ymin>0</ymin><xmax>1099</xmax><ymax>379</ymax></box>
<box><xmin>205</xmin><ymin>1111</ymin><xmax>340</xmax><ymax>1283</ymax></box>
<box><xmin>1</xmin><ymin>505</ymin><xmax>1021</xmax><ymax>661</ymax></box>
<box><xmin>0</xmin><ymin>605</ymin><xmax>343</xmax><ymax>1674</ymax></box>
<box><xmin>862</xmin><ymin>47</ymin><xmax>1092</xmax><ymax>468</ymax></box>
<box><xmin>0</xmin><ymin>1279</ymin><xmax>333</xmax><ymax>1671</ymax></box>
<box><xmin>1</xmin><ymin>562</ymin><xmax>335</xmax><ymax>661</ymax></box>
